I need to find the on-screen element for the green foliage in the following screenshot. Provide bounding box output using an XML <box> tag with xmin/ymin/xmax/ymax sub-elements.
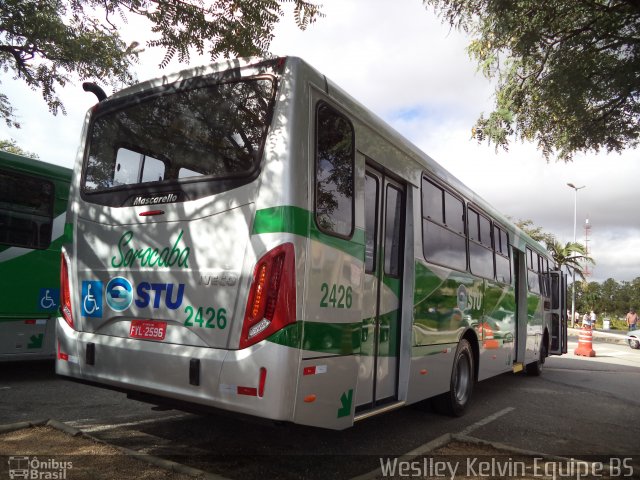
<box><xmin>0</xmin><ymin>0</ymin><xmax>323</xmax><ymax>126</ymax></box>
<box><xmin>0</xmin><ymin>138</ymin><xmax>39</xmax><ymax>158</ymax></box>
<box><xmin>545</xmin><ymin>239</ymin><xmax>594</xmax><ymax>280</ymax></box>
<box><xmin>574</xmin><ymin>277</ymin><xmax>640</xmax><ymax>320</ymax></box>
<box><xmin>511</xmin><ymin>217</ymin><xmax>594</xmax><ymax>279</ymax></box>
<box><xmin>426</xmin><ymin>0</ymin><xmax>640</xmax><ymax>161</ymax></box>
<box><xmin>513</xmin><ymin>218</ymin><xmax>555</xmax><ymax>244</ymax></box>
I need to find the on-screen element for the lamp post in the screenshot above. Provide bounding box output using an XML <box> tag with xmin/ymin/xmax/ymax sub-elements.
<box><xmin>567</xmin><ymin>183</ymin><xmax>586</xmax><ymax>327</ymax></box>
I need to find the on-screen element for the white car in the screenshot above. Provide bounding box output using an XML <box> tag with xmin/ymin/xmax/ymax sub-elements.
<box><xmin>628</xmin><ymin>331</ymin><xmax>640</xmax><ymax>349</ymax></box>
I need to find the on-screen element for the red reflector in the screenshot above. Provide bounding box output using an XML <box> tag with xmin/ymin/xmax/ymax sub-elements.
<box><xmin>24</xmin><ymin>320</ymin><xmax>36</xmax><ymax>325</ymax></box>
<box><xmin>258</xmin><ymin>367</ymin><xmax>267</xmax><ymax>397</ymax></box>
<box><xmin>303</xmin><ymin>366</ymin><xmax>316</xmax><ymax>376</ymax></box>
<box><xmin>139</xmin><ymin>210</ymin><xmax>165</xmax><ymax>216</ymax></box>
<box><xmin>237</xmin><ymin>386</ymin><xmax>258</xmax><ymax>396</ymax></box>
<box><xmin>57</xmin><ymin>342</ymin><xmax>68</xmax><ymax>361</ymax></box>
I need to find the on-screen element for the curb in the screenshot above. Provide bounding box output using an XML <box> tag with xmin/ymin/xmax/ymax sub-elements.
<box><xmin>0</xmin><ymin>419</ymin><xmax>230</xmax><ymax>480</ymax></box>
<box><xmin>0</xmin><ymin>419</ymin><xmax>48</xmax><ymax>435</ymax></box>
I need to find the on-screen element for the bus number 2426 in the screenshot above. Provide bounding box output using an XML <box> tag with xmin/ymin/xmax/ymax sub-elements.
<box><xmin>320</xmin><ymin>283</ymin><xmax>353</xmax><ymax>309</ymax></box>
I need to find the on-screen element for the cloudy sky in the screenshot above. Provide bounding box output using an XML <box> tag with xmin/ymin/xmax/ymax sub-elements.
<box><xmin>2</xmin><ymin>0</ymin><xmax>639</xmax><ymax>282</ymax></box>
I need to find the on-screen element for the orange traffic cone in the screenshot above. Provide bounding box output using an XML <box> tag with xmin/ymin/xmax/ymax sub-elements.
<box><xmin>574</xmin><ymin>325</ymin><xmax>596</xmax><ymax>357</ymax></box>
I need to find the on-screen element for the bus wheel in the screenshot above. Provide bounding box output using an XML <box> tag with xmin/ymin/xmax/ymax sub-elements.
<box><xmin>432</xmin><ymin>339</ymin><xmax>475</xmax><ymax>417</ymax></box>
<box><xmin>526</xmin><ymin>342</ymin><xmax>547</xmax><ymax>376</ymax></box>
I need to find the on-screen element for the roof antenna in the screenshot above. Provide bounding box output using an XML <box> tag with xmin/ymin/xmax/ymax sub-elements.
<box><xmin>82</xmin><ymin>82</ymin><xmax>107</xmax><ymax>102</ymax></box>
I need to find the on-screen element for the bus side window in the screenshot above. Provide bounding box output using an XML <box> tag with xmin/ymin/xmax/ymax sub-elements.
<box><xmin>421</xmin><ymin>177</ymin><xmax>467</xmax><ymax>272</ymax></box>
<box><xmin>314</xmin><ymin>102</ymin><xmax>354</xmax><ymax>238</ymax></box>
<box><xmin>467</xmin><ymin>207</ymin><xmax>494</xmax><ymax>280</ymax></box>
<box><xmin>526</xmin><ymin>247</ymin><xmax>541</xmax><ymax>294</ymax></box>
<box><xmin>493</xmin><ymin>225</ymin><xmax>511</xmax><ymax>284</ymax></box>
<box><xmin>0</xmin><ymin>169</ymin><xmax>54</xmax><ymax>250</ymax></box>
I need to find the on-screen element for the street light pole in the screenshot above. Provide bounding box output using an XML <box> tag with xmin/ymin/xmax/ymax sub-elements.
<box><xmin>567</xmin><ymin>183</ymin><xmax>586</xmax><ymax>327</ymax></box>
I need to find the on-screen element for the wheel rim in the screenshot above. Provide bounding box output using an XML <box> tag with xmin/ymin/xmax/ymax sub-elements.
<box><xmin>454</xmin><ymin>352</ymin><xmax>471</xmax><ymax>404</ymax></box>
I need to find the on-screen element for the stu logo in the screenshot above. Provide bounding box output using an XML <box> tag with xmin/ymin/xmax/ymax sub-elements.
<box><xmin>105</xmin><ymin>277</ymin><xmax>133</xmax><ymax>312</ymax></box>
<box><xmin>135</xmin><ymin>282</ymin><xmax>185</xmax><ymax>310</ymax></box>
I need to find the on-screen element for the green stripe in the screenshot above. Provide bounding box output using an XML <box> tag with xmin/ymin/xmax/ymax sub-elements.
<box><xmin>267</xmin><ymin>316</ymin><xmax>401</xmax><ymax>357</ymax></box>
<box><xmin>63</xmin><ymin>222</ymin><xmax>74</xmax><ymax>244</ymax></box>
<box><xmin>268</xmin><ymin>321</ymin><xmax>362</xmax><ymax>355</ymax></box>
<box><xmin>252</xmin><ymin>206</ymin><xmax>365</xmax><ymax>259</ymax></box>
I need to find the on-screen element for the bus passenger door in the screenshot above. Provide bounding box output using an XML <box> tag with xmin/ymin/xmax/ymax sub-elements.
<box><xmin>549</xmin><ymin>270</ymin><xmax>568</xmax><ymax>354</ymax></box>
<box><xmin>356</xmin><ymin>166</ymin><xmax>404</xmax><ymax>409</ymax></box>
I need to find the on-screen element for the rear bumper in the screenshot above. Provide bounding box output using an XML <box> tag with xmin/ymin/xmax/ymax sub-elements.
<box><xmin>55</xmin><ymin>317</ymin><xmax>299</xmax><ymax>421</ymax></box>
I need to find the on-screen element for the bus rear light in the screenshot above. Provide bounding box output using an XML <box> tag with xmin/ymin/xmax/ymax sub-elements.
<box><xmin>139</xmin><ymin>210</ymin><xmax>165</xmax><ymax>216</ymax></box>
<box><xmin>240</xmin><ymin>243</ymin><xmax>296</xmax><ymax>349</ymax></box>
<box><xmin>60</xmin><ymin>253</ymin><xmax>74</xmax><ymax>329</ymax></box>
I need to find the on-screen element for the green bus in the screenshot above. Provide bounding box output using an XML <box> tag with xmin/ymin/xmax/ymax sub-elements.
<box><xmin>0</xmin><ymin>150</ymin><xmax>72</xmax><ymax>361</ymax></box>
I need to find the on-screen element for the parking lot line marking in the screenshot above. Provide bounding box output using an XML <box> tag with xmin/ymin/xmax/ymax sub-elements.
<box><xmin>458</xmin><ymin>406</ymin><xmax>515</xmax><ymax>436</ymax></box>
<box><xmin>67</xmin><ymin>414</ymin><xmax>187</xmax><ymax>433</ymax></box>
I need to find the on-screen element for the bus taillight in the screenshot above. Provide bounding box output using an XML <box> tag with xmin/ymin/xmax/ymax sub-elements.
<box><xmin>60</xmin><ymin>253</ymin><xmax>74</xmax><ymax>329</ymax></box>
<box><xmin>240</xmin><ymin>243</ymin><xmax>296</xmax><ymax>349</ymax></box>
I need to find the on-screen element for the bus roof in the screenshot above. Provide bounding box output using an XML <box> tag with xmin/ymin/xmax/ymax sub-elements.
<box><xmin>0</xmin><ymin>149</ymin><xmax>72</xmax><ymax>183</ymax></box>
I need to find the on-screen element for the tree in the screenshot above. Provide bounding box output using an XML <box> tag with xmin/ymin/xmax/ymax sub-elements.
<box><xmin>0</xmin><ymin>138</ymin><xmax>39</xmax><ymax>158</ymax></box>
<box><xmin>0</xmin><ymin>0</ymin><xmax>323</xmax><ymax>127</ymax></box>
<box><xmin>545</xmin><ymin>239</ymin><xmax>595</xmax><ymax>280</ymax></box>
<box><xmin>425</xmin><ymin>0</ymin><xmax>640</xmax><ymax>161</ymax></box>
<box><xmin>577</xmin><ymin>280</ymin><xmax>601</xmax><ymax>313</ymax></box>
<box><xmin>512</xmin><ymin>218</ymin><xmax>555</xmax><ymax>244</ymax></box>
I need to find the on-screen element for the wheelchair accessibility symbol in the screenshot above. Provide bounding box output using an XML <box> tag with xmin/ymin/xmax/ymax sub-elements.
<box><xmin>81</xmin><ymin>280</ymin><xmax>103</xmax><ymax>318</ymax></box>
<box><xmin>38</xmin><ymin>288</ymin><xmax>59</xmax><ymax>311</ymax></box>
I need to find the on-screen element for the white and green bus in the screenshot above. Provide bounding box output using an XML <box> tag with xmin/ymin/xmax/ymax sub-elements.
<box><xmin>56</xmin><ymin>57</ymin><xmax>567</xmax><ymax>429</ymax></box>
<box><xmin>0</xmin><ymin>151</ymin><xmax>72</xmax><ymax>361</ymax></box>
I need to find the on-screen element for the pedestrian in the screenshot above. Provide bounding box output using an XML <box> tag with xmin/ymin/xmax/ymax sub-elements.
<box><xmin>582</xmin><ymin>312</ymin><xmax>590</xmax><ymax>328</ymax></box>
<box><xmin>574</xmin><ymin>311</ymin><xmax>580</xmax><ymax>327</ymax></box>
<box><xmin>589</xmin><ymin>310</ymin><xmax>597</xmax><ymax>328</ymax></box>
<box><xmin>626</xmin><ymin>309</ymin><xmax>638</xmax><ymax>331</ymax></box>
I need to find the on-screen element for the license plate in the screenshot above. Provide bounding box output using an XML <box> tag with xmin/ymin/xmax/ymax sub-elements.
<box><xmin>129</xmin><ymin>320</ymin><xmax>167</xmax><ymax>340</ymax></box>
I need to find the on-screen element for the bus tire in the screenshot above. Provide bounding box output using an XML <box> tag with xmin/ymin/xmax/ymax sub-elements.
<box><xmin>432</xmin><ymin>339</ymin><xmax>475</xmax><ymax>417</ymax></box>
<box><xmin>526</xmin><ymin>342</ymin><xmax>547</xmax><ymax>376</ymax></box>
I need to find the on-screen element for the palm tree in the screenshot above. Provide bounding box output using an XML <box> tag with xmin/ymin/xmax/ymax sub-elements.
<box><xmin>545</xmin><ymin>239</ymin><xmax>595</xmax><ymax>280</ymax></box>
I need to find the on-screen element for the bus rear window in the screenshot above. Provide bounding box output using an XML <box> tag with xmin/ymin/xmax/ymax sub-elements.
<box><xmin>83</xmin><ymin>78</ymin><xmax>275</xmax><ymax>193</ymax></box>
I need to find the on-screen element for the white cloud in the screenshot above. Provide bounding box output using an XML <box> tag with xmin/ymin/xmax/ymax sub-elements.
<box><xmin>0</xmin><ymin>0</ymin><xmax>637</xmax><ymax>282</ymax></box>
